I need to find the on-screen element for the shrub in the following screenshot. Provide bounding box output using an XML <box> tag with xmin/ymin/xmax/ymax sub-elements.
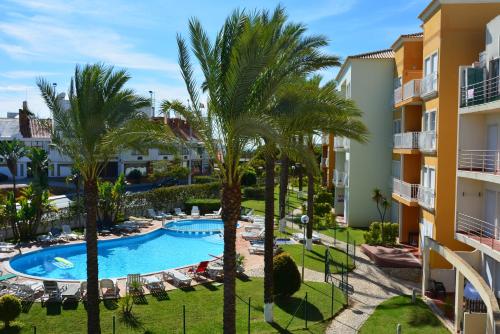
<box><xmin>241</xmin><ymin>168</ymin><xmax>257</xmax><ymax>187</ymax></box>
<box><xmin>315</xmin><ymin>191</ymin><xmax>333</xmax><ymax>204</ymax></box>
<box><xmin>363</xmin><ymin>222</ymin><xmax>398</xmax><ymax>246</ymax></box>
<box><xmin>0</xmin><ymin>294</ymin><xmax>21</xmax><ymax>328</ymax></box>
<box><xmin>243</xmin><ymin>186</ymin><xmax>265</xmax><ymax>200</ymax></box>
<box><xmin>185</xmin><ymin>198</ymin><xmax>221</xmax><ymax>214</ymax></box>
<box><xmin>273</xmin><ymin>252</ymin><xmax>301</xmax><ymax>298</ymax></box>
<box><xmin>127</xmin><ymin>169</ymin><xmax>142</xmax><ymax>180</ymax></box>
<box><xmin>193</xmin><ymin>175</ymin><xmax>218</xmax><ymax>184</ymax></box>
<box><xmin>314</xmin><ymin>202</ymin><xmax>332</xmax><ymax>217</ymax></box>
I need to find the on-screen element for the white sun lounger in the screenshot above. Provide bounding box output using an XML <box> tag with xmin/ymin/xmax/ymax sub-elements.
<box><xmin>241</xmin><ymin>228</ymin><xmax>265</xmax><ymax>241</ymax></box>
<box><xmin>61</xmin><ymin>225</ymin><xmax>80</xmax><ymax>240</ymax></box>
<box><xmin>205</xmin><ymin>208</ymin><xmax>221</xmax><ymax>218</ymax></box>
<box><xmin>191</xmin><ymin>206</ymin><xmax>200</xmax><ymax>218</ymax></box>
<box><xmin>163</xmin><ymin>270</ymin><xmax>192</xmax><ymax>287</ymax></box>
<box><xmin>244</xmin><ymin>223</ymin><xmax>265</xmax><ymax>232</ymax></box>
<box><xmin>292</xmin><ymin>232</ymin><xmax>321</xmax><ymax>243</ymax></box>
<box><xmin>0</xmin><ymin>242</ymin><xmax>15</xmax><ymax>253</ymax></box>
<box><xmin>99</xmin><ymin>279</ymin><xmax>119</xmax><ymax>300</ymax></box>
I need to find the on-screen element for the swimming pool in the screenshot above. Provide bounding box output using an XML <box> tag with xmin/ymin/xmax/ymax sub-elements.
<box><xmin>164</xmin><ymin>219</ymin><xmax>238</xmax><ymax>233</ymax></box>
<box><xmin>8</xmin><ymin>220</ymin><xmax>225</xmax><ymax>281</ymax></box>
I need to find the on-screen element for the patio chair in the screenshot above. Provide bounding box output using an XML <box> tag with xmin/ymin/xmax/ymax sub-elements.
<box><xmin>205</xmin><ymin>207</ymin><xmax>222</xmax><ymax>218</ymax></box>
<box><xmin>61</xmin><ymin>225</ymin><xmax>79</xmax><ymax>241</ymax></box>
<box><xmin>99</xmin><ymin>279</ymin><xmax>119</xmax><ymax>300</ymax></box>
<box><xmin>241</xmin><ymin>229</ymin><xmax>265</xmax><ymax>241</ymax></box>
<box><xmin>0</xmin><ymin>242</ymin><xmax>15</xmax><ymax>252</ymax></box>
<box><xmin>174</xmin><ymin>208</ymin><xmax>187</xmax><ymax>217</ymax></box>
<box><xmin>142</xmin><ymin>275</ymin><xmax>164</xmax><ymax>292</ymax></box>
<box><xmin>126</xmin><ymin>274</ymin><xmax>144</xmax><ymax>295</ymax></box>
<box><xmin>191</xmin><ymin>206</ymin><xmax>200</xmax><ymax>218</ymax></box>
<box><xmin>188</xmin><ymin>261</ymin><xmax>210</xmax><ymax>280</ymax></box>
<box><xmin>162</xmin><ymin>270</ymin><xmax>192</xmax><ymax>288</ymax></box>
<box><xmin>147</xmin><ymin>209</ymin><xmax>165</xmax><ymax>220</ymax></box>
<box><xmin>37</xmin><ymin>232</ymin><xmax>56</xmax><ymax>244</ymax></box>
<box><xmin>41</xmin><ymin>280</ymin><xmax>62</xmax><ymax>305</ymax></box>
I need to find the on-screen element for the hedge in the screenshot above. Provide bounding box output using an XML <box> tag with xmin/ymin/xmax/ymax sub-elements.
<box><xmin>185</xmin><ymin>198</ymin><xmax>221</xmax><ymax>215</ymax></box>
<box><xmin>193</xmin><ymin>175</ymin><xmax>219</xmax><ymax>184</ymax></box>
<box><xmin>273</xmin><ymin>252</ymin><xmax>301</xmax><ymax>297</ymax></box>
<box><xmin>243</xmin><ymin>186</ymin><xmax>265</xmax><ymax>200</ymax></box>
<box><xmin>127</xmin><ymin>182</ymin><xmax>220</xmax><ymax>211</ymax></box>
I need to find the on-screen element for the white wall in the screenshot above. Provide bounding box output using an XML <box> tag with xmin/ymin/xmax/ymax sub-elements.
<box><xmin>485</xmin><ymin>16</ymin><xmax>500</xmax><ymax>69</ymax></box>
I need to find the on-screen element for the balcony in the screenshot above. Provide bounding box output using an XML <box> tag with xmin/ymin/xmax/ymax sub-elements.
<box><xmin>421</xmin><ymin>72</ymin><xmax>438</xmax><ymax>98</ymax></box>
<box><xmin>394</xmin><ymin>87</ymin><xmax>402</xmax><ymax>104</ymax></box>
<box><xmin>458</xmin><ymin>150</ymin><xmax>500</xmax><ymax>174</ymax></box>
<box><xmin>460</xmin><ymin>75</ymin><xmax>500</xmax><ymax>109</ymax></box>
<box><xmin>393</xmin><ymin>132</ymin><xmax>419</xmax><ymax>150</ymax></box>
<box><xmin>392</xmin><ymin>178</ymin><xmax>419</xmax><ymax>205</ymax></box>
<box><xmin>418</xmin><ymin>131</ymin><xmax>436</xmax><ymax>153</ymax></box>
<box><xmin>456</xmin><ymin>213</ymin><xmax>500</xmax><ymax>251</ymax></box>
<box><xmin>403</xmin><ymin>79</ymin><xmax>421</xmax><ymax>101</ymax></box>
<box><xmin>418</xmin><ymin>185</ymin><xmax>435</xmax><ymax>211</ymax></box>
<box><xmin>333</xmin><ymin>137</ymin><xmax>349</xmax><ymax>151</ymax></box>
<box><xmin>333</xmin><ymin>170</ymin><xmax>348</xmax><ymax>188</ymax></box>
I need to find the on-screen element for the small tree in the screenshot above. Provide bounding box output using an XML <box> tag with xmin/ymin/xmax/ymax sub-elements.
<box><xmin>273</xmin><ymin>252</ymin><xmax>301</xmax><ymax>298</ymax></box>
<box><xmin>98</xmin><ymin>173</ymin><xmax>126</xmax><ymax>225</ymax></box>
<box><xmin>0</xmin><ymin>294</ymin><xmax>21</xmax><ymax>328</ymax></box>
<box><xmin>372</xmin><ymin>188</ymin><xmax>390</xmax><ymax>243</ymax></box>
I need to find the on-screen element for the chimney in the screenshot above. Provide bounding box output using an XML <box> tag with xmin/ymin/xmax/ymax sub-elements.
<box><xmin>19</xmin><ymin>101</ymin><xmax>31</xmax><ymax>138</ymax></box>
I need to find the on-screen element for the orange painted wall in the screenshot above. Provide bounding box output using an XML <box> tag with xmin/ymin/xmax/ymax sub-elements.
<box><xmin>403</xmin><ymin>155</ymin><xmax>421</xmax><ymax>184</ymax></box>
<box><xmin>404</xmin><ymin>106</ymin><xmax>422</xmax><ymax>132</ymax></box>
<box><xmin>400</xmin><ymin>206</ymin><xmax>420</xmax><ymax>244</ymax></box>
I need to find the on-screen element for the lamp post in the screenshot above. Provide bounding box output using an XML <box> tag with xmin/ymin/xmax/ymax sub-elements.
<box><xmin>149</xmin><ymin>90</ymin><xmax>155</xmax><ymax>117</ymax></box>
<box><xmin>301</xmin><ymin>214</ymin><xmax>309</xmax><ymax>282</ymax></box>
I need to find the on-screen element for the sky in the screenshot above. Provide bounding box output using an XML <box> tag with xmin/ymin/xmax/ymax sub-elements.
<box><xmin>0</xmin><ymin>0</ymin><xmax>427</xmax><ymax>118</ymax></box>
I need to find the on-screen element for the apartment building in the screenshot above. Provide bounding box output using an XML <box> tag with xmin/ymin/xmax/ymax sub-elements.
<box><xmin>332</xmin><ymin>50</ymin><xmax>394</xmax><ymax>228</ymax></box>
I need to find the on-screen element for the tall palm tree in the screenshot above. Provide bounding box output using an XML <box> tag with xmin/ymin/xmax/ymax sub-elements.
<box><xmin>168</xmin><ymin>7</ymin><xmax>340</xmax><ymax>332</ymax></box>
<box><xmin>0</xmin><ymin>139</ymin><xmax>27</xmax><ymax>198</ymax></box>
<box><xmin>38</xmin><ymin>63</ymin><xmax>174</xmax><ymax>334</ymax></box>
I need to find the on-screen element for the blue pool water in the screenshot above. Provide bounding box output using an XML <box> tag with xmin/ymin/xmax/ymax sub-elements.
<box><xmin>9</xmin><ymin>221</ymin><xmax>224</xmax><ymax>281</ymax></box>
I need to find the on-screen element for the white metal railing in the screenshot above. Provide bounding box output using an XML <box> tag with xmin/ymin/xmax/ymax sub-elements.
<box><xmin>460</xmin><ymin>75</ymin><xmax>500</xmax><ymax>108</ymax></box>
<box><xmin>334</xmin><ymin>136</ymin><xmax>350</xmax><ymax>150</ymax></box>
<box><xmin>458</xmin><ymin>150</ymin><xmax>500</xmax><ymax>174</ymax></box>
<box><xmin>418</xmin><ymin>131</ymin><xmax>436</xmax><ymax>152</ymax></box>
<box><xmin>418</xmin><ymin>185</ymin><xmax>435</xmax><ymax>210</ymax></box>
<box><xmin>456</xmin><ymin>212</ymin><xmax>498</xmax><ymax>249</ymax></box>
<box><xmin>392</xmin><ymin>178</ymin><xmax>419</xmax><ymax>202</ymax></box>
<box><xmin>403</xmin><ymin>79</ymin><xmax>422</xmax><ymax>101</ymax></box>
<box><xmin>393</xmin><ymin>132</ymin><xmax>419</xmax><ymax>149</ymax></box>
<box><xmin>394</xmin><ymin>87</ymin><xmax>403</xmax><ymax>104</ymax></box>
<box><xmin>333</xmin><ymin>169</ymin><xmax>348</xmax><ymax>188</ymax></box>
<box><xmin>421</xmin><ymin>72</ymin><xmax>438</xmax><ymax>96</ymax></box>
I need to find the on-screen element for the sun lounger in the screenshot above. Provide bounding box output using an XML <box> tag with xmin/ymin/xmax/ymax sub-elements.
<box><xmin>142</xmin><ymin>275</ymin><xmax>164</xmax><ymax>292</ymax></box>
<box><xmin>190</xmin><ymin>206</ymin><xmax>200</xmax><ymax>218</ymax></box>
<box><xmin>114</xmin><ymin>222</ymin><xmax>140</xmax><ymax>233</ymax></box>
<box><xmin>248</xmin><ymin>243</ymin><xmax>279</xmax><ymax>255</ymax></box>
<box><xmin>174</xmin><ymin>208</ymin><xmax>187</xmax><ymax>217</ymax></box>
<box><xmin>292</xmin><ymin>232</ymin><xmax>321</xmax><ymax>243</ymax></box>
<box><xmin>188</xmin><ymin>261</ymin><xmax>210</xmax><ymax>280</ymax></box>
<box><xmin>0</xmin><ymin>242</ymin><xmax>15</xmax><ymax>252</ymax></box>
<box><xmin>61</xmin><ymin>225</ymin><xmax>79</xmax><ymax>240</ymax></box>
<box><xmin>41</xmin><ymin>280</ymin><xmax>62</xmax><ymax>305</ymax></box>
<box><xmin>99</xmin><ymin>279</ymin><xmax>119</xmax><ymax>299</ymax></box>
<box><xmin>241</xmin><ymin>229</ymin><xmax>265</xmax><ymax>241</ymax></box>
<box><xmin>0</xmin><ymin>273</ymin><xmax>16</xmax><ymax>282</ymax></box>
<box><xmin>244</xmin><ymin>223</ymin><xmax>265</xmax><ymax>232</ymax></box>
<box><xmin>147</xmin><ymin>209</ymin><xmax>165</xmax><ymax>220</ymax></box>
<box><xmin>126</xmin><ymin>274</ymin><xmax>144</xmax><ymax>295</ymax></box>
<box><xmin>163</xmin><ymin>269</ymin><xmax>192</xmax><ymax>287</ymax></box>
<box><xmin>240</xmin><ymin>208</ymin><xmax>254</xmax><ymax>221</ymax></box>
<box><xmin>37</xmin><ymin>232</ymin><xmax>56</xmax><ymax>243</ymax></box>
<box><xmin>205</xmin><ymin>208</ymin><xmax>222</xmax><ymax>218</ymax></box>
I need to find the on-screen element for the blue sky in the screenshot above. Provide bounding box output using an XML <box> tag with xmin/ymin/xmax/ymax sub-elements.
<box><xmin>0</xmin><ymin>0</ymin><xmax>426</xmax><ymax>118</ymax></box>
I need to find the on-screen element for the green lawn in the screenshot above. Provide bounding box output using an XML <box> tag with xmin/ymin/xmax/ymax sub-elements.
<box><xmin>242</xmin><ymin>186</ymin><xmax>305</xmax><ymax>218</ymax></box>
<box><xmin>1</xmin><ymin>278</ymin><xmax>345</xmax><ymax>334</ymax></box>
<box><xmin>280</xmin><ymin>244</ymin><xmax>354</xmax><ymax>274</ymax></box>
<box><xmin>319</xmin><ymin>227</ymin><xmax>366</xmax><ymax>245</ymax></box>
<box><xmin>359</xmin><ymin>295</ymin><xmax>449</xmax><ymax>334</ymax></box>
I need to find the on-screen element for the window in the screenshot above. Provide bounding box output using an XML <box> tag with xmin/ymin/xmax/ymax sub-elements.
<box><xmin>424</xmin><ymin>52</ymin><xmax>438</xmax><ymax>76</ymax></box>
<box><xmin>392</xmin><ymin>160</ymin><xmax>401</xmax><ymax>179</ymax></box>
<box><xmin>422</xmin><ymin>166</ymin><xmax>436</xmax><ymax>190</ymax></box>
<box><xmin>423</xmin><ymin>110</ymin><xmax>436</xmax><ymax>131</ymax></box>
<box><xmin>423</xmin><ymin>52</ymin><xmax>439</xmax><ymax>94</ymax></box>
<box><xmin>393</xmin><ymin>119</ymin><xmax>402</xmax><ymax>134</ymax></box>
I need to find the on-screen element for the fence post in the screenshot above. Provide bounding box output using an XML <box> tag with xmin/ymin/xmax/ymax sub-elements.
<box><xmin>334</xmin><ymin>227</ymin><xmax>337</xmax><ymax>246</ymax></box>
<box><xmin>33</xmin><ymin>326</ymin><xmax>36</xmax><ymax>334</ymax></box>
<box><xmin>112</xmin><ymin>315</ymin><xmax>116</xmax><ymax>334</ymax></box>
<box><xmin>248</xmin><ymin>297</ymin><xmax>251</xmax><ymax>334</ymax></box>
<box><xmin>331</xmin><ymin>280</ymin><xmax>335</xmax><ymax>318</ymax></box>
<box><xmin>304</xmin><ymin>292</ymin><xmax>308</xmax><ymax>329</ymax></box>
<box><xmin>353</xmin><ymin>240</ymin><xmax>356</xmax><ymax>267</ymax></box>
<box><xmin>183</xmin><ymin>305</ymin><xmax>186</xmax><ymax>334</ymax></box>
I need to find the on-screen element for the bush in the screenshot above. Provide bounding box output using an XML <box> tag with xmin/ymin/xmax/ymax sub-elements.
<box><xmin>273</xmin><ymin>252</ymin><xmax>301</xmax><ymax>298</ymax></box>
<box><xmin>241</xmin><ymin>168</ymin><xmax>257</xmax><ymax>187</ymax></box>
<box><xmin>0</xmin><ymin>294</ymin><xmax>21</xmax><ymax>328</ymax></box>
<box><xmin>193</xmin><ymin>175</ymin><xmax>218</xmax><ymax>184</ymax></box>
<box><xmin>127</xmin><ymin>169</ymin><xmax>142</xmax><ymax>180</ymax></box>
<box><xmin>243</xmin><ymin>186</ymin><xmax>265</xmax><ymax>200</ymax></box>
<box><xmin>185</xmin><ymin>198</ymin><xmax>221</xmax><ymax>214</ymax></box>
<box><xmin>314</xmin><ymin>202</ymin><xmax>332</xmax><ymax>217</ymax></box>
<box><xmin>315</xmin><ymin>191</ymin><xmax>333</xmax><ymax>204</ymax></box>
<box><xmin>363</xmin><ymin>222</ymin><xmax>398</xmax><ymax>246</ymax></box>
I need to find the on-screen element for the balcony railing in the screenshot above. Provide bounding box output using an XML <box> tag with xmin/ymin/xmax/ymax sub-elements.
<box><xmin>421</xmin><ymin>72</ymin><xmax>438</xmax><ymax>97</ymax></box>
<box><xmin>403</xmin><ymin>79</ymin><xmax>421</xmax><ymax>101</ymax></box>
<box><xmin>392</xmin><ymin>178</ymin><xmax>419</xmax><ymax>202</ymax></box>
<box><xmin>393</xmin><ymin>132</ymin><xmax>419</xmax><ymax>149</ymax></box>
<box><xmin>394</xmin><ymin>87</ymin><xmax>403</xmax><ymax>104</ymax></box>
<box><xmin>460</xmin><ymin>75</ymin><xmax>500</xmax><ymax>108</ymax></box>
<box><xmin>418</xmin><ymin>185</ymin><xmax>435</xmax><ymax>210</ymax></box>
<box><xmin>418</xmin><ymin>131</ymin><xmax>436</xmax><ymax>152</ymax></box>
<box><xmin>334</xmin><ymin>137</ymin><xmax>349</xmax><ymax>150</ymax></box>
<box><xmin>333</xmin><ymin>170</ymin><xmax>348</xmax><ymax>188</ymax></box>
<box><xmin>456</xmin><ymin>213</ymin><xmax>499</xmax><ymax>251</ymax></box>
<box><xmin>458</xmin><ymin>150</ymin><xmax>500</xmax><ymax>174</ymax></box>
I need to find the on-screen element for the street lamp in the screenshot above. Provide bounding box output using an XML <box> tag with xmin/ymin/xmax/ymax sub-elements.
<box><xmin>149</xmin><ymin>90</ymin><xmax>155</xmax><ymax>117</ymax></box>
<box><xmin>300</xmin><ymin>214</ymin><xmax>309</xmax><ymax>282</ymax></box>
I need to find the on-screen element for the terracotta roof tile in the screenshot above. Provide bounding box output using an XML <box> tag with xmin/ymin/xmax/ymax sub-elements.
<box><xmin>348</xmin><ymin>49</ymin><xmax>395</xmax><ymax>60</ymax></box>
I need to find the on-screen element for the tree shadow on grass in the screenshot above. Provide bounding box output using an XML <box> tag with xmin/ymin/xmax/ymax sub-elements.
<box><xmin>150</xmin><ymin>289</ymin><xmax>169</xmax><ymax>301</ymax></box>
<box><xmin>21</xmin><ymin>300</ymin><xmax>33</xmax><ymax>313</ymax></box>
<box><xmin>0</xmin><ymin>323</ymin><xmax>23</xmax><ymax>334</ymax></box>
<box><xmin>119</xmin><ymin>312</ymin><xmax>143</xmax><ymax>331</ymax></box>
<box><xmin>45</xmin><ymin>302</ymin><xmax>61</xmax><ymax>315</ymax></box>
<box><xmin>132</xmin><ymin>294</ymin><xmax>148</xmax><ymax>305</ymax></box>
<box><xmin>62</xmin><ymin>299</ymin><xmax>79</xmax><ymax>310</ymax></box>
<box><xmin>275</xmin><ymin>296</ymin><xmax>324</xmax><ymax>322</ymax></box>
<box><xmin>237</xmin><ymin>274</ymin><xmax>251</xmax><ymax>282</ymax></box>
<box><xmin>103</xmin><ymin>299</ymin><xmax>119</xmax><ymax>310</ymax></box>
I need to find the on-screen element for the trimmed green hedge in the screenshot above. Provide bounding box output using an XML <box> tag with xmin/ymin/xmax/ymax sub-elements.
<box><xmin>193</xmin><ymin>175</ymin><xmax>219</xmax><ymax>184</ymax></box>
<box><xmin>273</xmin><ymin>252</ymin><xmax>301</xmax><ymax>298</ymax></box>
<box><xmin>185</xmin><ymin>198</ymin><xmax>221</xmax><ymax>214</ymax></box>
<box><xmin>243</xmin><ymin>186</ymin><xmax>265</xmax><ymax>200</ymax></box>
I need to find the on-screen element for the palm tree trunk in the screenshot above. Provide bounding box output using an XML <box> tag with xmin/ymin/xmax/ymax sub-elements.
<box><xmin>84</xmin><ymin>178</ymin><xmax>101</xmax><ymax>334</ymax></box>
<box><xmin>264</xmin><ymin>155</ymin><xmax>275</xmax><ymax>322</ymax></box>
<box><xmin>306</xmin><ymin>169</ymin><xmax>314</xmax><ymax>251</ymax></box>
<box><xmin>278</xmin><ymin>154</ymin><xmax>289</xmax><ymax>232</ymax></box>
<box><xmin>222</xmin><ymin>181</ymin><xmax>240</xmax><ymax>334</ymax></box>
<box><xmin>298</xmin><ymin>166</ymin><xmax>303</xmax><ymax>192</ymax></box>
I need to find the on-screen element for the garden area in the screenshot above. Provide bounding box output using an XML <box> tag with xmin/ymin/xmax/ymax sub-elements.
<box><xmin>0</xmin><ymin>278</ymin><xmax>346</xmax><ymax>334</ymax></box>
<box><xmin>359</xmin><ymin>295</ymin><xmax>449</xmax><ymax>334</ymax></box>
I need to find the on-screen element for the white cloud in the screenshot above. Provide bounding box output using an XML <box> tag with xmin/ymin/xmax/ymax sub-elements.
<box><xmin>0</xmin><ymin>84</ymin><xmax>34</xmax><ymax>92</ymax></box>
<box><xmin>0</xmin><ymin>70</ymin><xmax>61</xmax><ymax>79</ymax></box>
<box><xmin>294</xmin><ymin>0</ymin><xmax>357</xmax><ymax>23</ymax></box>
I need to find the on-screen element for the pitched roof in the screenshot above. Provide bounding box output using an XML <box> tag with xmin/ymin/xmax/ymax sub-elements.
<box><xmin>401</xmin><ymin>32</ymin><xmax>423</xmax><ymax>39</ymax></box>
<box><xmin>29</xmin><ymin>119</ymin><xmax>51</xmax><ymax>138</ymax></box>
<box><xmin>348</xmin><ymin>49</ymin><xmax>395</xmax><ymax>60</ymax></box>
<box><xmin>391</xmin><ymin>32</ymin><xmax>423</xmax><ymax>50</ymax></box>
<box><xmin>0</xmin><ymin>119</ymin><xmax>20</xmax><ymax>139</ymax></box>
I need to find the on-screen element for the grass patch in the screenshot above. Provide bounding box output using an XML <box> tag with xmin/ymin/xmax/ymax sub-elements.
<box><xmin>319</xmin><ymin>227</ymin><xmax>366</xmax><ymax>245</ymax></box>
<box><xmin>359</xmin><ymin>295</ymin><xmax>448</xmax><ymax>334</ymax></box>
<box><xmin>280</xmin><ymin>244</ymin><xmax>354</xmax><ymax>274</ymax></box>
<box><xmin>1</xmin><ymin>278</ymin><xmax>345</xmax><ymax>334</ymax></box>
<box><xmin>242</xmin><ymin>186</ymin><xmax>305</xmax><ymax>218</ymax></box>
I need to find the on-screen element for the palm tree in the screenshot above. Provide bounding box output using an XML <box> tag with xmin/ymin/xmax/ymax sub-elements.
<box><xmin>168</xmin><ymin>7</ymin><xmax>340</xmax><ymax>332</ymax></box>
<box><xmin>0</xmin><ymin>140</ymin><xmax>27</xmax><ymax>197</ymax></box>
<box><xmin>38</xmin><ymin>63</ymin><xmax>174</xmax><ymax>334</ymax></box>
